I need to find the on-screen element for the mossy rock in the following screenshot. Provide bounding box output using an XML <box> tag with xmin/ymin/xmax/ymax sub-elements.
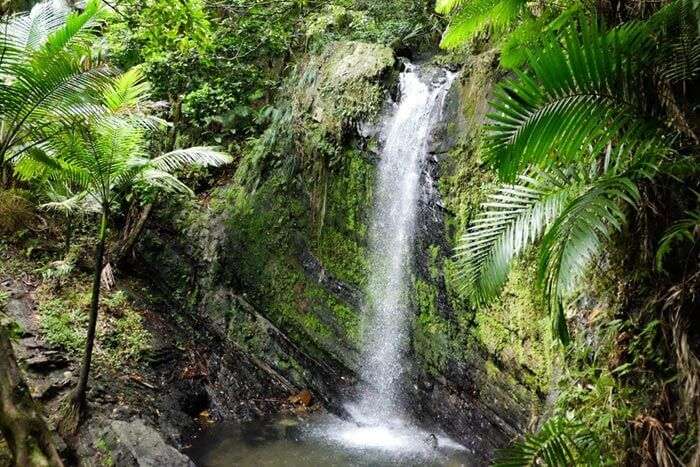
<box><xmin>296</xmin><ymin>41</ymin><xmax>395</xmax><ymax>135</ymax></box>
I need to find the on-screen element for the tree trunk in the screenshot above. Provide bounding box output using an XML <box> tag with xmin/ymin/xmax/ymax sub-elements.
<box><xmin>0</xmin><ymin>323</ymin><xmax>64</xmax><ymax>467</ymax></box>
<box><xmin>58</xmin><ymin>209</ymin><xmax>108</xmax><ymax>435</ymax></box>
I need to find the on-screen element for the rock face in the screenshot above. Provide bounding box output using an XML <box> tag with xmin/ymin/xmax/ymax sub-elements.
<box><xmin>292</xmin><ymin>40</ymin><xmax>395</xmax><ymax>137</ymax></box>
<box><xmin>135</xmin><ymin>44</ymin><xmax>545</xmax><ymax>463</ymax></box>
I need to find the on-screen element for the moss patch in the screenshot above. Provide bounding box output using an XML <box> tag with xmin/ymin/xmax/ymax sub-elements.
<box><xmin>37</xmin><ymin>282</ymin><xmax>151</xmax><ymax>369</ymax></box>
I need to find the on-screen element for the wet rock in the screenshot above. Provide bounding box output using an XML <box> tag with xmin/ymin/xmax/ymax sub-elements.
<box><xmin>97</xmin><ymin>419</ymin><xmax>195</xmax><ymax>467</ymax></box>
<box><xmin>298</xmin><ymin>249</ymin><xmax>363</xmax><ymax>310</ymax></box>
<box><xmin>24</xmin><ymin>353</ymin><xmax>69</xmax><ymax>373</ymax></box>
<box><xmin>34</xmin><ymin>377</ymin><xmax>71</xmax><ymax>401</ymax></box>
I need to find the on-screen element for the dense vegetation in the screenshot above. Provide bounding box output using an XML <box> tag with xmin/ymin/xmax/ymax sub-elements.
<box><xmin>0</xmin><ymin>0</ymin><xmax>698</xmax><ymax>466</ymax></box>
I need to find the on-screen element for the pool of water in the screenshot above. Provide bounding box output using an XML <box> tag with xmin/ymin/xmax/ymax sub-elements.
<box><xmin>186</xmin><ymin>411</ymin><xmax>475</xmax><ymax>467</ymax></box>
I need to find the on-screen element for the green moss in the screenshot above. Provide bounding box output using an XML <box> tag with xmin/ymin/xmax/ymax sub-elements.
<box><xmin>430</xmin><ymin>50</ymin><xmax>553</xmax><ymax>396</ymax></box>
<box><xmin>427</xmin><ymin>245</ymin><xmax>441</xmax><ymax>281</ymax></box>
<box><xmin>0</xmin><ymin>439</ymin><xmax>10</xmax><ymax>467</ymax></box>
<box><xmin>37</xmin><ymin>282</ymin><xmax>151</xmax><ymax>369</ymax></box>
<box><xmin>475</xmin><ymin>258</ymin><xmax>553</xmax><ymax>394</ymax></box>
<box><xmin>313</xmin><ymin>148</ymin><xmax>373</xmax><ymax>287</ymax></box>
<box><xmin>38</xmin><ymin>290</ymin><xmax>90</xmax><ymax>353</ymax></box>
<box><xmin>414</xmin><ymin>278</ymin><xmax>438</xmax><ymax>316</ymax></box>
<box><xmin>412</xmin><ymin>278</ymin><xmax>457</xmax><ymax>375</ymax></box>
<box><xmin>95</xmin><ymin>437</ymin><xmax>115</xmax><ymax>467</ymax></box>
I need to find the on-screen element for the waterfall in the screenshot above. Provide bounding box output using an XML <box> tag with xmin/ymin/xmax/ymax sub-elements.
<box><xmin>311</xmin><ymin>64</ymin><xmax>465</xmax><ymax>459</ymax></box>
<box><xmin>356</xmin><ymin>64</ymin><xmax>456</xmax><ymax>421</ymax></box>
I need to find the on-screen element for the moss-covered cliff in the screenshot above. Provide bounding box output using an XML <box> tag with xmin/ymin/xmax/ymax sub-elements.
<box><xmin>134</xmin><ymin>38</ymin><xmax>558</xmax><ymax>461</ymax></box>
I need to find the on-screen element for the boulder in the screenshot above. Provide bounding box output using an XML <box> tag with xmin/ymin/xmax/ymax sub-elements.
<box><xmin>96</xmin><ymin>419</ymin><xmax>195</xmax><ymax>467</ymax></box>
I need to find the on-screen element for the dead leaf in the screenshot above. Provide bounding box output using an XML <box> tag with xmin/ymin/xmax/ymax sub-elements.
<box><xmin>288</xmin><ymin>389</ymin><xmax>312</xmax><ymax>407</ymax></box>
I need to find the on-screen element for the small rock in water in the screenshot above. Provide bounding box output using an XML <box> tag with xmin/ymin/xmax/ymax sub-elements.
<box><xmin>425</xmin><ymin>433</ymin><xmax>438</xmax><ymax>449</ymax></box>
<box><xmin>277</xmin><ymin>418</ymin><xmax>299</xmax><ymax>427</ymax></box>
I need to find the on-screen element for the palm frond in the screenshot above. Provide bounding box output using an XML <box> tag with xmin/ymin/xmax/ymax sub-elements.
<box><xmin>494</xmin><ymin>417</ymin><xmax>601</xmax><ymax>467</ymax></box>
<box><xmin>136</xmin><ymin>168</ymin><xmax>193</xmax><ymax>195</ymax></box>
<box><xmin>439</xmin><ymin>0</ymin><xmax>526</xmax><ymax>49</ymax></box>
<box><xmin>499</xmin><ymin>4</ymin><xmax>580</xmax><ymax>69</ymax></box>
<box><xmin>40</xmin><ymin>189</ymin><xmax>100</xmax><ymax>214</ymax></box>
<box><xmin>102</xmin><ymin>67</ymin><xmax>150</xmax><ymax>113</ymax></box>
<box><xmin>40</xmin><ymin>0</ymin><xmax>103</xmax><ymax>56</ymax></box>
<box><xmin>485</xmin><ymin>19</ymin><xmax>660</xmax><ymax>181</ymax></box>
<box><xmin>4</xmin><ymin>0</ymin><xmax>69</xmax><ymax>52</ymax></box>
<box><xmin>148</xmin><ymin>147</ymin><xmax>232</xmax><ymax>172</ymax></box>
<box><xmin>538</xmin><ymin>176</ymin><xmax>640</xmax><ymax>342</ymax></box>
<box><xmin>455</xmin><ymin>170</ymin><xmax>577</xmax><ymax>305</ymax></box>
<box><xmin>435</xmin><ymin>0</ymin><xmax>463</xmax><ymax>15</ymax></box>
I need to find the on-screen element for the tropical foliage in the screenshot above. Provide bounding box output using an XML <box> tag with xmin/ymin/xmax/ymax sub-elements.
<box><xmin>435</xmin><ymin>0</ymin><xmax>583</xmax><ymax>68</ymax></box>
<box><xmin>0</xmin><ymin>0</ymin><xmax>108</xmax><ymax>186</ymax></box>
<box><xmin>494</xmin><ymin>416</ymin><xmax>602</xmax><ymax>466</ymax></box>
<box><xmin>32</xmin><ymin>67</ymin><xmax>230</xmax><ymax>431</ymax></box>
<box><xmin>455</xmin><ymin>2</ymin><xmax>699</xmax><ymax>343</ymax></box>
<box><xmin>0</xmin><ymin>0</ymin><xmax>698</xmax><ymax>465</ymax></box>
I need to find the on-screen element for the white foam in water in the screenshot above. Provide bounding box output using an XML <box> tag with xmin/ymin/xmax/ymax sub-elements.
<box><xmin>307</xmin><ymin>406</ymin><xmax>467</xmax><ymax>463</ymax></box>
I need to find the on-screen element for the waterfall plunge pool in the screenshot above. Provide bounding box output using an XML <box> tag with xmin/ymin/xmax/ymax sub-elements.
<box><xmin>185</xmin><ymin>410</ymin><xmax>474</xmax><ymax>466</ymax></box>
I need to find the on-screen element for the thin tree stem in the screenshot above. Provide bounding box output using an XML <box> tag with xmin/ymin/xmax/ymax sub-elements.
<box><xmin>73</xmin><ymin>208</ymin><xmax>108</xmax><ymax>408</ymax></box>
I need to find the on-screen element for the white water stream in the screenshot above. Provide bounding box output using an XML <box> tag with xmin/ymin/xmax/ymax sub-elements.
<box><xmin>356</xmin><ymin>63</ymin><xmax>456</xmax><ymax>421</ymax></box>
<box><xmin>316</xmin><ymin>64</ymin><xmax>463</xmax><ymax>459</ymax></box>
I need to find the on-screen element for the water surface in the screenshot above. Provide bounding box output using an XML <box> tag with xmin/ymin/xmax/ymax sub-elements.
<box><xmin>187</xmin><ymin>412</ymin><xmax>474</xmax><ymax>467</ymax></box>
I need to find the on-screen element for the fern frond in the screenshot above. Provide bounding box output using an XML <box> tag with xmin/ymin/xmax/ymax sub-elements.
<box><xmin>40</xmin><ymin>190</ymin><xmax>100</xmax><ymax>214</ymax></box>
<box><xmin>136</xmin><ymin>168</ymin><xmax>193</xmax><ymax>195</ymax></box>
<box><xmin>102</xmin><ymin>67</ymin><xmax>151</xmax><ymax>114</ymax></box>
<box><xmin>435</xmin><ymin>0</ymin><xmax>464</xmax><ymax>15</ymax></box>
<box><xmin>40</xmin><ymin>0</ymin><xmax>104</xmax><ymax>56</ymax></box>
<box><xmin>4</xmin><ymin>0</ymin><xmax>69</xmax><ymax>52</ymax></box>
<box><xmin>148</xmin><ymin>147</ymin><xmax>232</xmax><ymax>172</ymax></box>
<box><xmin>655</xmin><ymin>210</ymin><xmax>700</xmax><ymax>272</ymax></box>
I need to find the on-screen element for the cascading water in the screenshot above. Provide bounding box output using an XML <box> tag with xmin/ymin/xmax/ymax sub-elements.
<box><xmin>315</xmin><ymin>64</ymin><xmax>467</xmax><ymax>460</ymax></box>
<box><xmin>356</xmin><ymin>64</ymin><xmax>456</xmax><ymax>421</ymax></box>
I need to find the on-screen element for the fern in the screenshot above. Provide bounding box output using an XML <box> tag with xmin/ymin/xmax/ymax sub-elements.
<box><xmin>454</xmin><ymin>9</ymin><xmax>695</xmax><ymax>343</ymax></box>
<box><xmin>0</xmin><ymin>0</ymin><xmax>109</xmax><ymax>180</ymax></box>
<box><xmin>486</xmin><ymin>19</ymin><xmax>661</xmax><ymax>181</ymax></box>
<box><xmin>456</xmin><ymin>159</ymin><xmax>644</xmax><ymax>343</ymax></box>
<box><xmin>652</xmin><ymin>0</ymin><xmax>700</xmax><ymax>83</ymax></box>
<box><xmin>494</xmin><ymin>417</ymin><xmax>602</xmax><ymax>467</ymax></box>
<box><xmin>655</xmin><ymin>210</ymin><xmax>700</xmax><ymax>272</ymax></box>
<box><xmin>499</xmin><ymin>4</ymin><xmax>580</xmax><ymax>69</ymax></box>
<box><xmin>455</xmin><ymin>170</ymin><xmax>578</xmax><ymax>306</ymax></box>
<box><xmin>538</xmin><ymin>176</ymin><xmax>640</xmax><ymax>342</ymax></box>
